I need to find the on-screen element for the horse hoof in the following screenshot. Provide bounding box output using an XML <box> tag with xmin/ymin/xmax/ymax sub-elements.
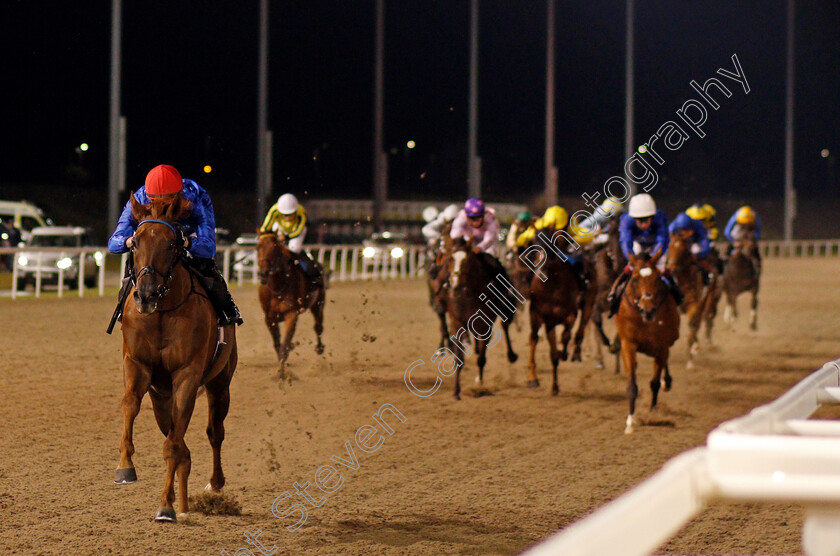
<box><xmin>551</xmin><ymin>386</ymin><xmax>559</xmax><ymax>396</ymax></box>
<box><xmin>594</xmin><ymin>361</ymin><xmax>605</xmax><ymax>370</ymax></box>
<box><xmin>624</xmin><ymin>415</ymin><xmax>638</xmax><ymax>434</ymax></box>
<box><xmin>453</xmin><ymin>393</ymin><xmax>461</xmax><ymax>401</ymax></box>
<box><xmin>315</xmin><ymin>344</ymin><xmax>325</xmax><ymax>355</ymax></box>
<box><xmin>204</xmin><ymin>482</ymin><xmax>223</xmax><ymax>493</ymax></box>
<box><xmin>686</xmin><ymin>360</ymin><xmax>695</xmax><ymax>371</ymax></box>
<box><xmin>154</xmin><ymin>507</ymin><xmax>177</xmax><ymax>523</ymax></box>
<box><xmin>690</xmin><ymin>343</ymin><xmax>700</xmax><ymax>356</ymax></box>
<box><xmin>571</xmin><ymin>352</ymin><xmax>582</xmax><ymax>363</ymax></box>
<box><xmin>559</xmin><ymin>352</ymin><xmax>568</xmax><ymax>362</ymax></box>
<box><xmin>624</xmin><ymin>425</ymin><xmax>635</xmax><ymax>435</ymax></box>
<box><xmin>114</xmin><ymin>467</ymin><xmax>137</xmax><ymax>485</ymax></box>
<box><xmin>527</xmin><ymin>379</ymin><xmax>540</xmax><ymax>388</ymax></box>
<box><xmin>508</xmin><ymin>352</ymin><xmax>519</xmax><ymax>363</ymax></box>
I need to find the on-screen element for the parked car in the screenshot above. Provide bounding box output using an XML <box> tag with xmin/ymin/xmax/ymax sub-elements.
<box><xmin>361</xmin><ymin>231</ymin><xmax>416</xmax><ymax>270</ymax></box>
<box><xmin>0</xmin><ymin>221</ymin><xmax>22</xmax><ymax>270</ymax></box>
<box><xmin>0</xmin><ymin>200</ymin><xmax>52</xmax><ymax>242</ymax></box>
<box><xmin>16</xmin><ymin>226</ymin><xmax>102</xmax><ymax>290</ymax></box>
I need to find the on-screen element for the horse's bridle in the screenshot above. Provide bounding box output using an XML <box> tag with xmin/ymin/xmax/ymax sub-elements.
<box><xmin>131</xmin><ymin>219</ymin><xmax>186</xmax><ymax>299</ymax></box>
<box><xmin>622</xmin><ymin>270</ymin><xmax>669</xmax><ymax>318</ymax></box>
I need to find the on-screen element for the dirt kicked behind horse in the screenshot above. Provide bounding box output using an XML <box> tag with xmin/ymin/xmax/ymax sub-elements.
<box><xmin>444</xmin><ymin>239</ymin><xmax>518</xmax><ymax>400</ymax></box>
<box><xmin>723</xmin><ymin>235</ymin><xmax>761</xmax><ymax>330</ymax></box>
<box><xmin>257</xmin><ymin>233</ymin><xmax>325</xmax><ymax>377</ymax></box>
<box><xmin>616</xmin><ymin>253</ymin><xmax>680</xmax><ymax>434</ymax></box>
<box><xmin>116</xmin><ymin>194</ymin><xmax>238</xmax><ymax>523</ymax></box>
<box><xmin>524</xmin><ymin>231</ymin><xmax>597</xmax><ymax>395</ymax></box>
<box><xmin>666</xmin><ymin>232</ymin><xmax>713</xmax><ymax>370</ymax></box>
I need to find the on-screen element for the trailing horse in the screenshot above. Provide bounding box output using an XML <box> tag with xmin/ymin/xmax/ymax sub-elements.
<box><xmin>666</xmin><ymin>231</ymin><xmax>712</xmax><ymax>369</ymax></box>
<box><xmin>722</xmin><ymin>235</ymin><xmax>761</xmax><ymax>330</ymax></box>
<box><xmin>257</xmin><ymin>233</ymin><xmax>325</xmax><ymax>376</ymax></box>
<box><xmin>587</xmin><ymin>220</ymin><xmax>624</xmax><ymax>373</ymax></box>
<box><xmin>444</xmin><ymin>238</ymin><xmax>518</xmax><ymax>400</ymax></box>
<box><xmin>616</xmin><ymin>253</ymin><xmax>680</xmax><ymax>434</ymax></box>
<box><xmin>524</xmin><ymin>228</ymin><xmax>597</xmax><ymax>395</ymax></box>
<box><xmin>115</xmin><ymin>194</ymin><xmax>238</xmax><ymax>523</ymax></box>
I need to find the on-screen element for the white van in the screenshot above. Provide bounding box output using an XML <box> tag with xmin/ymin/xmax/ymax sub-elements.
<box><xmin>0</xmin><ymin>200</ymin><xmax>52</xmax><ymax>242</ymax></box>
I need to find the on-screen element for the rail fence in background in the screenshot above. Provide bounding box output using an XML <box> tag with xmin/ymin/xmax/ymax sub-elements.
<box><xmin>1</xmin><ymin>238</ymin><xmax>837</xmax><ymax>299</ymax></box>
<box><xmin>0</xmin><ymin>244</ymin><xmax>428</xmax><ymax>299</ymax></box>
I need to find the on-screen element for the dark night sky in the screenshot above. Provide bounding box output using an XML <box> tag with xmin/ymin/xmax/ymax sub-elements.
<box><xmin>1</xmin><ymin>0</ymin><xmax>839</xmax><ymax>206</ymax></box>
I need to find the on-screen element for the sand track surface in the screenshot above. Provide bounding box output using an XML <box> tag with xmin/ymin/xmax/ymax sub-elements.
<box><xmin>1</xmin><ymin>258</ymin><xmax>837</xmax><ymax>555</ymax></box>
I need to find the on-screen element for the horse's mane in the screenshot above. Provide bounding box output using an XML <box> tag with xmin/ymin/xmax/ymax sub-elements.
<box><xmin>131</xmin><ymin>193</ymin><xmax>192</xmax><ymax>223</ymax></box>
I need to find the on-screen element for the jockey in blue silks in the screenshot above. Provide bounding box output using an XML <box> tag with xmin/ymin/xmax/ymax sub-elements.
<box><xmin>607</xmin><ymin>193</ymin><xmax>683</xmax><ymax>314</ymax></box>
<box><xmin>108</xmin><ymin>164</ymin><xmax>242</xmax><ymax>327</ymax></box>
<box><xmin>669</xmin><ymin>211</ymin><xmax>716</xmax><ymax>283</ymax></box>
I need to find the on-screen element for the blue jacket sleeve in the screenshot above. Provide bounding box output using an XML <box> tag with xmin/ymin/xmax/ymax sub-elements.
<box><xmin>653</xmin><ymin>211</ymin><xmax>669</xmax><ymax>256</ymax></box>
<box><xmin>693</xmin><ymin>219</ymin><xmax>710</xmax><ymax>258</ymax></box>
<box><xmin>187</xmin><ymin>185</ymin><xmax>217</xmax><ymax>259</ymax></box>
<box><xmin>754</xmin><ymin>214</ymin><xmax>762</xmax><ymax>240</ymax></box>
<box><xmin>618</xmin><ymin>213</ymin><xmax>635</xmax><ymax>260</ymax></box>
<box><xmin>723</xmin><ymin>213</ymin><xmax>737</xmax><ymax>242</ymax></box>
<box><xmin>108</xmin><ymin>192</ymin><xmax>142</xmax><ymax>254</ymax></box>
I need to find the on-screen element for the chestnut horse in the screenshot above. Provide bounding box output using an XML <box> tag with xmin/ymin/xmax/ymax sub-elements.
<box><xmin>587</xmin><ymin>220</ymin><xmax>624</xmax><ymax>373</ymax></box>
<box><xmin>666</xmin><ymin>231</ymin><xmax>711</xmax><ymax>369</ymax></box>
<box><xmin>116</xmin><ymin>194</ymin><xmax>238</xmax><ymax>523</ymax></box>
<box><xmin>426</xmin><ymin>224</ymin><xmax>453</xmax><ymax>349</ymax></box>
<box><xmin>444</xmin><ymin>238</ymin><xmax>518</xmax><ymax>400</ymax></box>
<box><xmin>525</xmin><ymin>229</ymin><xmax>596</xmax><ymax>395</ymax></box>
<box><xmin>616</xmin><ymin>254</ymin><xmax>680</xmax><ymax>434</ymax></box>
<box><xmin>257</xmin><ymin>233</ymin><xmax>325</xmax><ymax>376</ymax></box>
<box><xmin>722</xmin><ymin>234</ymin><xmax>760</xmax><ymax>330</ymax></box>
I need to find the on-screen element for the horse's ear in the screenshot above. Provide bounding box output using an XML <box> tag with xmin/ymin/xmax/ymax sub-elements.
<box><xmin>628</xmin><ymin>254</ymin><xmax>640</xmax><ymax>268</ymax></box>
<box><xmin>130</xmin><ymin>192</ymin><xmax>149</xmax><ymax>221</ymax></box>
<box><xmin>650</xmin><ymin>250</ymin><xmax>663</xmax><ymax>267</ymax></box>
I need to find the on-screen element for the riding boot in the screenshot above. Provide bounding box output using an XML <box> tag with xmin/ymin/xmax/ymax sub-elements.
<box><xmin>662</xmin><ymin>270</ymin><xmax>684</xmax><ymax>306</ymax></box>
<box><xmin>115</xmin><ymin>251</ymin><xmax>134</xmax><ymax>322</ymax></box>
<box><xmin>297</xmin><ymin>252</ymin><xmax>324</xmax><ymax>288</ymax></box>
<box><xmin>194</xmin><ymin>258</ymin><xmax>243</xmax><ymax>327</ymax></box>
<box><xmin>607</xmin><ymin>273</ymin><xmax>630</xmax><ymax>317</ymax></box>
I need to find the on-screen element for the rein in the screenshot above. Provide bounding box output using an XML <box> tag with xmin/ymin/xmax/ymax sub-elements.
<box><xmin>130</xmin><ymin>219</ymin><xmax>190</xmax><ymax>306</ymax></box>
<box><xmin>622</xmin><ymin>271</ymin><xmax>668</xmax><ymax>317</ymax></box>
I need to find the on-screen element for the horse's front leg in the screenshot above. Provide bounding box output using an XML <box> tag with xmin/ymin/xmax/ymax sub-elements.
<box><xmin>749</xmin><ymin>286</ymin><xmax>759</xmax><ymax>331</ymax></box>
<box><xmin>621</xmin><ymin>340</ymin><xmax>639</xmax><ymax>434</ymax></box>
<box><xmin>156</xmin><ymin>367</ymin><xmax>201</xmax><ymax>522</ymax></box>
<box><xmin>686</xmin><ymin>302</ymin><xmax>703</xmax><ymax>370</ymax></box>
<box><xmin>527</xmin><ymin>311</ymin><xmax>541</xmax><ymax>388</ymax></box>
<box><xmin>278</xmin><ymin>312</ymin><xmax>300</xmax><ymax>377</ymax></box>
<box><xmin>475</xmin><ymin>338</ymin><xmax>487</xmax><ymax>386</ymax></box>
<box><xmin>546</xmin><ymin>325</ymin><xmax>561</xmax><ymax>396</ymax></box>
<box><xmin>571</xmin><ymin>286</ymin><xmax>596</xmax><ymax>362</ymax></box>
<box><xmin>501</xmin><ymin>316</ymin><xmax>518</xmax><ymax>363</ymax></box>
<box><xmin>265</xmin><ymin>314</ymin><xmax>282</xmax><ymax>361</ymax></box>
<box><xmin>205</xmin><ymin>359</ymin><xmax>234</xmax><ymax>493</ymax></box>
<box><xmin>311</xmin><ymin>293</ymin><xmax>326</xmax><ymax>355</ymax></box>
<box><xmin>650</xmin><ymin>349</ymin><xmax>671</xmax><ymax>410</ymax></box>
<box><xmin>115</xmin><ymin>358</ymin><xmax>152</xmax><ymax>485</ymax></box>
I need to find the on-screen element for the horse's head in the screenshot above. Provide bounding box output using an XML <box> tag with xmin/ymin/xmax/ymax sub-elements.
<box><xmin>129</xmin><ymin>193</ymin><xmax>191</xmax><ymax>313</ymax></box>
<box><xmin>257</xmin><ymin>233</ymin><xmax>293</xmax><ymax>285</ymax></box>
<box><xmin>626</xmin><ymin>254</ymin><xmax>668</xmax><ymax>322</ymax></box>
<box><xmin>666</xmin><ymin>230</ymin><xmax>693</xmax><ymax>270</ymax></box>
<box><xmin>448</xmin><ymin>237</ymin><xmax>474</xmax><ymax>288</ymax></box>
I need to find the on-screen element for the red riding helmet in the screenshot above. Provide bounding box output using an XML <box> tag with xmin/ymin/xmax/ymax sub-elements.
<box><xmin>145</xmin><ymin>165</ymin><xmax>183</xmax><ymax>197</ymax></box>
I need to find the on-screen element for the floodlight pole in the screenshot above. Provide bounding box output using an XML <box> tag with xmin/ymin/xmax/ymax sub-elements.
<box><xmin>256</xmin><ymin>0</ymin><xmax>270</xmax><ymax>226</ymax></box>
<box><xmin>624</xmin><ymin>0</ymin><xmax>636</xmax><ymax>197</ymax></box>
<box><xmin>784</xmin><ymin>0</ymin><xmax>796</xmax><ymax>241</ymax></box>
<box><xmin>108</xmin><ymin>0</ymin><xmax>124</xmax><ymax>228</ymax></box>
<box><xmin>467</xmin><ymin>0</ymin><xmax>480</xmax><ymax>199</ymax></box>
<box><xmin>544</xmin><ymin>0</ymin><xmax>557</xmax><ymax>208</ymax></box>
<box><xmin>373</xmin><ymin>0</ymin><xmax>386</xmax><ymax>232</ymax></box>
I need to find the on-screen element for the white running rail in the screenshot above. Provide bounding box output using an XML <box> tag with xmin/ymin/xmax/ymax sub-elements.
<box><xmin>523</xmin><ymin>358</ymin><xmax>840</xmax><ymax>556</ymax></box>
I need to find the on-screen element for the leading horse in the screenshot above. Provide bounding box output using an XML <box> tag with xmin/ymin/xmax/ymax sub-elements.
<box><xmin>257</xmin><ymin>233</ymin><xmax>325</xmax><ymax>376</ymax></box>
<box><xmin>616</xmin><ymin>253</ymin><xmax>680</xmax><ymax>434</ymax></box>
<box><xmin>115</xmin><ymin>194</ymin><xmax>238</xmax><ymax>522</ymax></box>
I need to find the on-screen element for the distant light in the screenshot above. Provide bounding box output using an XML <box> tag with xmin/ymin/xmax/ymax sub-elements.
<box><xmin>638</xmin><ymin>145</ymin><xmax>647</xmax><ymax>154</ymax></box>
<box><xmin>56</xmin><ymin>257</ymin><xmax>73</xmax><ymax>270</ymax></box>
<box><xmin>362</xmin><ymin>246</ymin><xmax>377</xmax><ymax>259</ymax></box>
<box><xmin>381</xmin><ymin>231</ymin><xmax>392</xmax><ymax>238</ymax></box>
<box><xmin>203</xmin><ymin>165</ymin><xmax>212</xmax><ymax>174</ymax></box>
<box><xmin>390</xmin><ymin>247</ymin><xmax>404</xmax><ymax>259</ymax></box>
<box><xmin>406</xmin><ymin>140</ymin><xmax>416</xmax><ymax>149</ymax></box>
<box><xmin>79</xmin><ymin>143</ymin><xmax>89</xmax><ymax>152</ymax></box>
<box><xmin>822</xmin><ymin>149</ymin><xmax>831</xmax><ymax>158</ymax></box>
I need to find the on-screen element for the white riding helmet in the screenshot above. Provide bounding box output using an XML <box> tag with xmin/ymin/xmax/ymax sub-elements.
<box><xmin>277</xmin><ymin>193</ymin><xmax>299</xmax><ymax>215</ymax></box>
<box><xmin>628</xmin><ymin>193</ymin><xmax>657</xmax><ymax>218</ymax></box>
<box><xmin>442</xmin><ymin>203</ymin><xmax>461</xmax><ymax>221</ymax></box>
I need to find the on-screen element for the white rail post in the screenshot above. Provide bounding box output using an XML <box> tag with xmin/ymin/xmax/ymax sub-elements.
<box><xmin>78</xmin><ymin>251</ymin><xmax>85</xmax><ymax>297</ymax></box>
<box><xmin>350</xmin><ymin>247</ymin><xmax>358</xmax><ymax>280</ymax></box>
<box><xmin>11</xmin><ymin>251</ymin><xmax>19</xmax><ymax>299</ymax></box>
<box><xmin>223</xmin><ymin>248</ymin><xmax>231</xmax><ymax>283</ymax></box>
<box><xmin>57</xmin><ymin>252</ymin><xmax>64</xmax><ymax>299</ymax></box>
<box><xmin>803</xmin><ymin>505</ymin><xmax>840</xmax><ymax>556</ymax></box>
<box><xmin>99</xmin><ymin>253</ymin><xmax>106</xmax><ymax>296</ymax></box>
<box><xmin>339</xmin><ymin>247</ymin><xmax>348</xmax><ymax>282</ymax></box>
<box><xmin>329</xmin><ymin>247</ymin><xmax>338</xmax><ymax>278</ymax></box>
<box><xmin>35</xmin><ymin>251</ymin><xmax>43</xmax><ymax>298</ymax></box>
